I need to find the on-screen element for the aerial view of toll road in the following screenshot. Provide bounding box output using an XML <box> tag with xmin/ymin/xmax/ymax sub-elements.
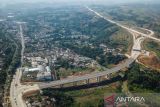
<box><xmin>0</xmin><ymin>0</ymin><xmax>160</xmax><ymax>107</ymax></box>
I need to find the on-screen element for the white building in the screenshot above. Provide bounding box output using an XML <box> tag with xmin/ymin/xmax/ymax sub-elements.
<box><xmin>24</xmin><ymin>65</ymin><xmax>53</xmax><ymax>81</ymax></box>
<box><xmin>36</xmin><ymin>66</ymin><xmax>52</xmax><ymax>81</ymax></box>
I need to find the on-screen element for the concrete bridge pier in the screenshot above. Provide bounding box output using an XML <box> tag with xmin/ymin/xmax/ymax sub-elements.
<box><xmin>109</xmin><ymin>73</ymin><xmax>112</xmax><ymax>79</ymax></box>
<box><xmin>106</xmin><ymin>73</ymin><xmax>112</xmax><ymax>79</ymax></box>
<box><xmin>97</xmin><ymin>76</ymin><xmax>101</xmax><ymax>82</ymax></box>
<box><xmin>60</xmin><ymin>84</ymin><xmax>63</xmax><ymax>88</ymax></box>
<box><xmin>85</xmin><ymin>79</ymin><xmax>89</xmax><ymax>84</ymax></box>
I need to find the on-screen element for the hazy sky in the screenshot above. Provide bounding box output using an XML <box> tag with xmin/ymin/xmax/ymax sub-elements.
<box><xmin>0</xmin><ymin>0</ymin><xmax>159</xmax><ymax>5</ymax></box>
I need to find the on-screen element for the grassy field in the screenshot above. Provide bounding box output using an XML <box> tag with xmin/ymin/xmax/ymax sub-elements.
<box><xmin>57</xmin><ymin>67</ymin><xmax>101</xmax><ymax>79</ymax></box>
<box><xmin>110</xmin><ymin>28</ymin><xmax>133</xmax><ymax>54</ymax></box>
<box><xmin>63</xmin><ymin>82</ymin><xmax>121</xmax><ymax>107</ymax></box>
<box><xmin>143</xmin><ymin>39</ymin><xmax>160</xmax><ymax>58</ymax></box>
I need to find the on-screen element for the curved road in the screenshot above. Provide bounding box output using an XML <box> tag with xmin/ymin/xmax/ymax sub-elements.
<box><xmin>10</xmin><ymin>7</ymin><xmax>159</xmax><ymax>107</ymax></box>
<box><xmin>86</xmin><ymin>7</ymin><xmax>159</xmax><ymax>42</ymax></box>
